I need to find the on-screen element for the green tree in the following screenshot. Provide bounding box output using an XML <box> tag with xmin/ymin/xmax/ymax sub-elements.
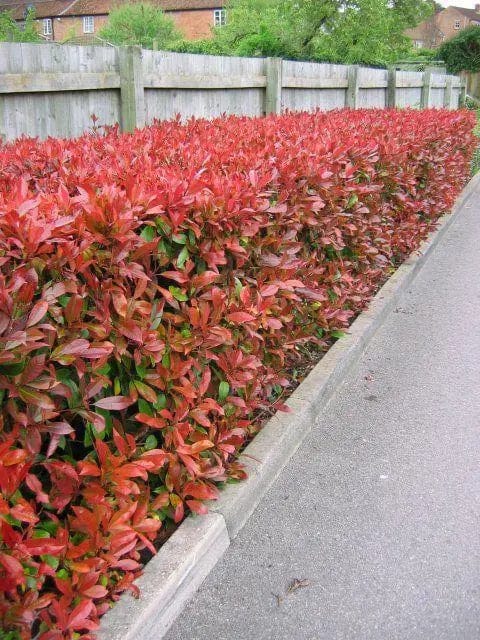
<box><xmin>99</xmin><ymin>3</ymin><xmax>181</xmax><ymax>49</ymax></box>
<box><xmin>313</xmin><ymin>0</ymin><xmax>416</xmax><ymax>66</ymax></box>
<box><xmin>0</xmin><ymin>8</ymin><xmax>40</xmax><ymax>42</ymax></box>
<box><xmin>437</xmin><ymin>25</ymin><xmax>480</xmax><ymax>74</ymax></box>
<box><xmin>207</xmin><ymin>0</ymin><xmax>341</xmax><ymax>59</ymax></box>
<box><xmin>391</xmin><ymin>0</ymin><xmax>435</xmax><ymax>29</ymax></box>
<box><xmin>186</xmin><ymin>0</ymin><xmax>435</xmax><ymax>65</ymax></box>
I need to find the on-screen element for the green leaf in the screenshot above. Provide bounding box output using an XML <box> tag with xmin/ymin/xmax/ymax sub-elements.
<box><xmin>234</xmin><ymin>277</ymin><xmax>243</xmax><ymax>297</ymax></box>
<box><xmin>169</xmin><ymin>286</ymin><xmax>188</xmax><ymax>302</ymax></box>
<box><xmin>43</xmin><ymin>554</ymin><xmax>60</xmax><ymax>570</ymax></box>
<box><xmin>84</xmin><ymin>424</ymin><xmax>93</xmax><ymax>448</ymax></box>
<box><xmin>56</xmin><ymin>568</ymin><xmax>70</xmax><ymax>580</ymax></box>
<box><xmin>331</xmin><ymin>330</ymin><xmax>346</xmax><ymax>339</ymax></box>
<box><xmin>0</xmin><ymin>361</ymin><xmax>26</xmax><ymax>376</ymax></box>
<box><xmin>176</xmin><ymin>245</ymin><xmax>189</xmax><ymax>269</ymax></box>
<box><xmin>180</xmin><ymin>325</ymin><xmax>191</xmax><ymax>338</ymax></box>
<box><xmin>172</xmin><ymin>233</ymin><xmax>187</xmax><ymax>245</ymax></box>
<box><xmin>138</xmin><ymin>398</ymin><xmax>153</xmax><ymax>416</ymax></box>
<box><xmin>135</xmin><ymin>363</ymin><xmax>148</xmax><ymax>380</ymax></box>
<box><xmin>218</xmin><ymin>381</ymin><xmax>230</xmax><ymax>403</ymax></box>
<box><xmin>38</xmin><ymin>520</ymin><xmax>58</xmax><ymax>535</ymax></box>
<box><xmin>155</xmin><ymin>218</ymin><xmax>171</xmax><ymax>235</ymax></box>
<box><xmin>57</xmin><ymin>294</ymin><xmax>70</xmax><ymax>308</ymax></box>
<box><xmin>154</xmin><ymin>393</ymin><xmax>167</xmax><ymax>410</ymax></box>
<box><xmin>347</xmin><ymin>194</ymin><xmax>358</xmax><ymax>208</ymax></box>
<box><xmin>144</xmin><ymin>434</ymin><xmax>158</xmax><ymax>450</ymax></box>
<box><xmin>161</xmin><ymin>352</ymin><xmax>170</xmax><ymax>368</ymax></box>
<box><xmin>140</xmin><ymin>226</ymin><xmax>156</xmax><ymax>241</ymax></box>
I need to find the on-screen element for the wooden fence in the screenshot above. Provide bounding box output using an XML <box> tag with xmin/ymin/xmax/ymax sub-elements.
<box><xmin>0</xmin><ymin>42</ymin><xmax>465</xmax><ymax>142</ymax></box>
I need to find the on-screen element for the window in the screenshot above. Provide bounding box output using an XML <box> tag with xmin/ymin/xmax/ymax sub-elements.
<box><xmin>83</xmin><ymin>15</ymin><xmax>94</xmax><ymax>33</ymax></box>
<box><xmin>213</xmin><ymin>8</ymin><xmax>226</xmax><ymax>26</ymax></box>
<box><xmin>413</xmin><ymin>40</ymin><xmax>424</xmax><ymax>49</ymax></box>
<box><xmin>454</xmin><ymin>20</ymin><xmax>461</xmax><ymax>29</ymax></box>
<box><xmin>43</xmin><ymin>18</ymin><xmax>52</xmax><ymax>36</ymax></box>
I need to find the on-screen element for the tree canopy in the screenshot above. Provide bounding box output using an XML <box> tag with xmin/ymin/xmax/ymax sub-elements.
<box><xmin>176</xmin><ymin>0</ymin><xmax>436</xmax><ymax>66</ymax></box>
<box><xmin>0</xmin><ymin>9</ymin><xmax>40</xmax><ymax>42</ymax></box>
<box><xmin>100</xmin><ymin>3</ymin><xmax>181</xmax><ymax>49</ymax></box>
<box><xmin>437</xmin><ymin>25</ymin><xmax>480</xmax><ymax>74</ymax></box>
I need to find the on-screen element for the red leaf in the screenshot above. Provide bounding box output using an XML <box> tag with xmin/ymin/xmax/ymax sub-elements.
<box><xmin>18</xmin><ymin>387</ymin><xmax>55</xmax><ymax>411</ymax></box>
<box><xmin>26</xmin><ymin>301</ymin><xmax>48</xmax><ymax>327</ymax></box>
<box><xmin>24</xmin><ymin>539</ymin><xmax>66</xmax><ymax>555</ymax></box>
<box><xmin>2</xmin><ymin>449</ymin><xmax>29</xmax><ymax>466</ymax></box>
<box><xmin>112</xmin><ymin>291</ymin><xmax>128</xmax><ymax>318</ymax></box>
<box><xmin>0</xmin><ymin>552</ymin><xmax>24</xmax><ymax>579</ymax></box>
<box><xmin>94</xmin><ymin>396</ymin><xmax>134</xmax><ymax>410</ymax></box>
<box><xmin>226</xmin><ymin>312</ymin><xmax>256</xmax><ymax>323</ymax></box>
<box><xmin>186</xmin><ymin>499</ymin><xmax>208</xmax><ymax>515</ymax></box>
<box><xmin>68</xmin><ymin>599</ymin><xmax>95</xmax><ymax>629</ymax></box>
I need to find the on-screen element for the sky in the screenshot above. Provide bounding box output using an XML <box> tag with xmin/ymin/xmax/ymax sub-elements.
<box><xmin>437</xmin><ymin>0</ymin><xmax>478</xmax><ymax>6</ymax></box>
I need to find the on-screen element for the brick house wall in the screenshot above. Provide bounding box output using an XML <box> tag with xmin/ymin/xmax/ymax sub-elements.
<box><xmin>37</xmin><ymin>15</ymin><xmax>108</xmax><ymax>41</ymax></box>
<box><xmin>1</xmin><ymin>0</ymin><xmax>224</xmax><ymax>42</ymax></box>
<box><xmin>170</xmin><ymin>8</ymin><xmax>217</xmax><ymax>40</ymax></box>
<box><xmin>405</xmin><ymin>5</ymin><xmax>480</xmax><ymax>49</ymax></box>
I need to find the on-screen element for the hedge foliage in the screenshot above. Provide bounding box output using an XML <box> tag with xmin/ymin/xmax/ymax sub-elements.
<box><xmin>0</xmin><ymin>109</ymin><xmax>476</xmax><ymax>638</ymax></box>
<box><xmin>438</xmin><ymin>25</ymin><xmax>480</xmax><ymax>74</ymax></box>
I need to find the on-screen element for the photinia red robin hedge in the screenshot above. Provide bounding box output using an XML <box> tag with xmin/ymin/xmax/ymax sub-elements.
<box><xmin>0</xmin><ymin>108</ymin><xmax>476</xmax><ymax>638</ymax></box>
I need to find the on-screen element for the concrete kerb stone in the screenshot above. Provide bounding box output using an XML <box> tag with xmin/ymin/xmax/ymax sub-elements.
<box><xmin>97</xmin><ymin>513</ymin><xmax>229</xmax><ymax>640</ymax></box>
<box><xmin>209</xmin><ymin>393</ymin><xmax>315</xmax><ymax>539</ymax></box>
<box><xmin>97</xmin><ymin>173</ymin><xmax>480</xmax><ymax>640</ymax></box>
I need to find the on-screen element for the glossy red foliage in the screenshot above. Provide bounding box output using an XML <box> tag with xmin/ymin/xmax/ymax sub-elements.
<box><xmin>0</xmin><ymin>109</ymin><xmax>476</xmax><ymax>638</ymax></box>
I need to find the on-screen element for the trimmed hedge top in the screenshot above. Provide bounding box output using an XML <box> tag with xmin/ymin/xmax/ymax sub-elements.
<box><xmin>0</xmin><ymin>108</ymin><xmax>476</xmax><ymax>638</ymax></box>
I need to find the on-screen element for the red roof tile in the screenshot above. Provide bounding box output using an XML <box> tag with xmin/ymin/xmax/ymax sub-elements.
<box><xmin>0</xmin><ymin>0</ymin><xmax>222</xmax><ymax>19</ymax></box>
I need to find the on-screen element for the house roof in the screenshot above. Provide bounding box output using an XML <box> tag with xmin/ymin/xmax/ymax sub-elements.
<box><xmin>0</xmin><ymin>0</ymin><xmax>222</xmax><ymax>19</ymax></box>
<box><xmin>450</xmin><ymin>6</ymin><xmax>480</xmax><ymax>22</ymax></box>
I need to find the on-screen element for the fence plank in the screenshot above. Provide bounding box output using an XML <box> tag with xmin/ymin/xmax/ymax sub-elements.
<box><xmin>0</xmin><ymin>72</ymin><xmax>120</xmax><ymax>93</ymax></box>
<box><xmin>283</xmin><ymin>76</ymin><xmax>348</xmax><ymax>89</ymax></box>
<box><xmin>143</xmin><ymin>74</ymin><xmax>266</xmax><ymax>89</ymax></box>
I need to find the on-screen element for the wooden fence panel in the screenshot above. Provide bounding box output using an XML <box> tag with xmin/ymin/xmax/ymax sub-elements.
<box><xmin>0</xmin><ymin>42</ymin><xmax>120</xmax><ymax>140</ymax></box>
<box><xmin>142</xmin><ymin>50</ymin><xmax>265</xmax><ymax>122</ymax></box>
<box><xmin>0</xmin><ymin>43</ymin><xmax>464</xmax><ymax>142</ymax></box>
<box><xmin>395</xmin><ymin>71</ymin><xmax>423</xmax><ymax>109</ymax></box>
<box><xmin>281</xmin><ymin>61</ymin><xmax>348</xmax><ymax>112</ymax></box>
<box><xmin>357</xmin><ymin>67</ymin><xmax>388</xmax><ymax>108</ymax></box>
<box><xmin>430</xmin><ymin>73</ymin><xmax>449</xmax><ymax>108</ymax></box>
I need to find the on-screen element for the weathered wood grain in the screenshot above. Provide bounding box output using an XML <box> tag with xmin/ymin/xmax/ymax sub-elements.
<box><xmin>0</xmin><ymin>42</ymin><xmax>462</xmax><ymax>141</ymax></box>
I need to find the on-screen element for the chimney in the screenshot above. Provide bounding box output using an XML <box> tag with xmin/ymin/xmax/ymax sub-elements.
<box><xmin>476</xmin><ymin>3</ymin><xmax>480</xmax><ymax>13</ymax></box>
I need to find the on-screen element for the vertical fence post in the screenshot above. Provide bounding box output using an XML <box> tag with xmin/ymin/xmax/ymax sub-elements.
<box><xmin>118</xmin><ymin>45</ymin><xmax>145</xmax><ymax>132</ymax></box>
<box><xmin>444</xmin><ymin>76</ymin><xmax>453</xmax><ymax>110</ymax></box>
<box><xmin>346</xmin><ymin>65</ymin><xmax>359</xmax><ymax>108</ymax></box>
<box><xmin>387</xmin><ymin>67</ymin><xmax>397</xmax><ymax>108</ymax></box>
<box><xmin>421</xmin><ymin>70</ymin><xmax>432</xmax><ymax>109</ymax></box>
<box><xmin>265</xmin><ymin>57</ymin><xmax>283</xmax><ymax>115</ymax></box>
<box><xmin>459</xmin><ymin>80</ymin><xmax>467</xmax><ymax>107</ymax></box>
<box><xmin>0</xmin><ymin>95</ymin><xmax>5</xmax><ymax>143</ymax></box>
